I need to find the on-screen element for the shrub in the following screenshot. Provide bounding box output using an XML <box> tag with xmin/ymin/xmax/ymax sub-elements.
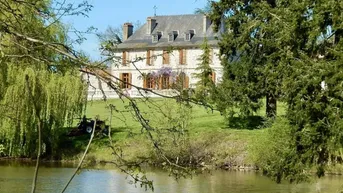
<box><xmin>250</xmin><ymin>118</ymin><xmax>309</xmax><ymax>183</ymax></box>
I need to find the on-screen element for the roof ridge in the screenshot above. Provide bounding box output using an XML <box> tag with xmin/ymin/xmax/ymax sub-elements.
<box><xmin>150</xmin><ymin>14</ymin><xmax>203</xmax><ymax>18</ymax></box>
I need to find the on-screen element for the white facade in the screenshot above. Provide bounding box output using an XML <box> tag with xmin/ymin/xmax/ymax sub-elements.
<box><xmin>110</xmin><ymin>47</ymin><xmax>222</xmax><ymax>98</ymax></box>
<box><xmin>82</xmin><ymin>71</ymin><xmax>114</xmax><ymax>100</ymax></box>
<box><xmin>85</xmin><ymin>14</ymin><xmax>224</xmax><ymax>100</ymax></box>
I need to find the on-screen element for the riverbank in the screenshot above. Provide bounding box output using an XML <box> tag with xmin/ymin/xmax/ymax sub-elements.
<box><xmin>47</xmin><ymin>128</ymin><xmax>262</xmax><ymax>170</ymax></box>
<box><xmin>80</xmin><ymin>99</ymin><xmax>265</xmax><ymax>169</ymax></box>
<box><xmin>2</xmin><ymin>98</ymin><xmax>343</xmax><ymax>175</ymax></box>
<box><xmin>1</xmin><ymin>98</ymin><xmax>265</xmax><ymax>170</ymax></box>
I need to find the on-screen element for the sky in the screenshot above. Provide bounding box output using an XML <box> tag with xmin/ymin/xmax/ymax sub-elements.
<box><xmin>63</xmin><ymin>0</ymin><xmax>208</xmax><ymax>61</ymax></box>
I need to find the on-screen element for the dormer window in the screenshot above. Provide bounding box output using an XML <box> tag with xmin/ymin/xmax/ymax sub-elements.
<box><xmin>168</xmin><ymin>31</ymin><xmax>178</xmax><ymax>42</ymax></box>
<box><xmin>152</xmin><ymin>31</ymin><xmax>162</xmax><ymax>43</ymax></box>
<box><xmin>168</xmin><ymin>33</ymin><xmax>173</xmax><ymax>42</ymax></box>
<box><xmin>152</xmin><ymin>34</ymin><xmax>158</xmax><ymax>42</ymax></box>
<box><xmin>185</xmin><ymin>33</ymin><xmax>191</xmax><ymax>41</ymax></box>
<box><xmin>184</xmin><ymin>30</ymin><xmax>195</xmax><ymax>41</ymax></box>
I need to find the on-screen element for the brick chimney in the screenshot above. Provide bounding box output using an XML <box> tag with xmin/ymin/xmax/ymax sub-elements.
<box><xmin>123</xmin><ymin>23</ymin><xmax>133</xmax><ymax>41</ymax></box>
<box><xmin>147</xmin><ymin>17</ymin><xmax>156</xmax><ymax>35</ymax></box>
<box><xmin>203</xmin><ymin>15</ymin><xmax>211</xmax><ymax>34</ymax></box>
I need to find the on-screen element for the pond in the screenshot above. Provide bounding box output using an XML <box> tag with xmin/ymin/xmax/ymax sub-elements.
<box><xmin>0</xmin><ymin>161</ymin><xmax>342</xmax><ymax>193</ymax></box>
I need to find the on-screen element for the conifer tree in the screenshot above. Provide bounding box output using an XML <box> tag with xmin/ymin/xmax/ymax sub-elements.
<box><xmin>194</xmin><ymin>37</ymin><xmax>215</xmax><ymax>102</ymax></box>
<box><xmin>210</xmin><ymin>0</ymin><xmax>343</xmax><ymax>182</ymax></box>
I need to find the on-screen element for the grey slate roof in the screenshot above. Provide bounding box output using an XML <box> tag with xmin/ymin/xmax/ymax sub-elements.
<box><xmin>117</xmin><ymin>14</ymin><xmax>218</xmax><ymax>50</ymax></box>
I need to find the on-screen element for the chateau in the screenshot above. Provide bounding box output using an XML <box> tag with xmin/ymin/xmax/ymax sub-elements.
<box><xmin>86</xmin><ymin>14</ymin><xmax>222</xmax><ymax>99</ymax></box>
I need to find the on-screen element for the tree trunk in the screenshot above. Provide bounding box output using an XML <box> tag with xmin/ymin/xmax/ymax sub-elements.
<box><xmin>266</xmin><ymin>93</ymin><xmax>277</xmax><ymax>118</ymax></box>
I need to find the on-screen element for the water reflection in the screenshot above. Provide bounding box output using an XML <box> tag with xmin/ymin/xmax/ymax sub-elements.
<box><xmin>0</xmin><ymin>161</ymin><xmax>342</xmax><ymax>193</ymax></box>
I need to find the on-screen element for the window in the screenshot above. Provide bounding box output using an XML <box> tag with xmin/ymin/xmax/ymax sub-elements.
<box><xmin>189</xmin><ymin>30</ymin><xmax>195</xmax><ymax>35</ymax></box>
<box><xmin>152</xmin><ymin>34</ymin><xmax>158</xmax><ymax>43</ymax></box>
<box><xmin>120</xmin><ymin>73</ymin><xmax>131</xmax><ymax>89</ymax></box>
<box><xmin>168</xmin><ymin>31</ymin><xmax>178</xmax><ymax>42</ymax></box>
<box><xmin>179</xmin><ymin>49</ymin><xmax>187</xmax><ymax>65</ymax></box>
<box><xmin>162</xmin><ymin>50</ymin><xmax>169</xmax><ymax>64</ymax></box>
<box><xmin>122</xmin><ymin>51</ymin><xmax>129</xmax><ymax>66</ymax></box>
<box><xmin>185</xmin><ymin>30</ymin><xmax>195</xmax><ymax>41</ymax></box>
<box><xmin>168</xmin><ymin>33</ymin><xmax>174</xmax><ymax>42</ymax></box>
<box><xmin>146</xmin><ymin>50</ymin><xmax>154</xmax><ymax>65</ymax></box>
<box><xmin>161</xmin><ymin>74</ymin><xmax>170</xmax><ymax>89</ymax></box>
<box><xmin>185</xmin><ymin>33</ymin><xmax>191</xmax><ymax>41</ymax></box>
<box><xmin>152</xmin><ymin>32</ymin><xmax>162</xmax><ymax>43</ymax></box>
<box><xmin>147</xmin><ymin>75</ymin><xmax>155</xmax><ymax>89</ymax></box>
<box><xmin>145</xmin><ymin>73</ymin><xmax>155</xmax><ymax>89</ymax></box>
<box><xmin>143</xmin><ymin>73</ymin><xmax>155</xmax><ymax>89</ymax></box>
<box><xmin>176</xmin><ymin>72</ymin><xmax>189</xmax><ymax>89</ymax></box>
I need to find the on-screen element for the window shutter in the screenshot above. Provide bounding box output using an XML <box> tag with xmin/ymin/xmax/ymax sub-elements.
<box><xmin>168</xmin><ymin>52</ymin><xmax>170</xmax><ymax>64</ymax></box>
<box><xmin>163</xmin><ymin>51</ymin><xmax>166</xmax><ymax>64</ymax></box>
<box><xmin>119</xmin><ymin>73</ymin><xmax>123</xmax><ymax>88</ymax></box>
<box><xmin>143</xmin><ymin>75</ymin><xmax>147</xmax><ymax>88</ymax></box>
<box><xmin>163</xmin><ymin>50</ymin><xmax>169</xmax><ymax>64</ymax></box>
<box><xmin>146</xmin><ymin>50</ymin><xmax>151</xmax><ymax>65</ymax></box>
<box><xmin>151</xmin><ymin>50</ymin><xmax>154</xmax><ymax>65</ymax></box>
<box><xmin>185</xmin><ymin>75</ymin><xmax>189</xmax><ymax>88</ymax></box>
<box><xmin>179</xmin><ymin>49</ymin><xmax>183</xmax><ymax>64</ymax></box>
<box><xmin>158</xmin><ymin>76</ymin><xmax>162</xmax><ymax>90</ymax></box>
<box><xmin>168</xmin><ymin>76</ymin><xmax>172</xmax><ymax>89</ymax></box>
<box><xmin>182</xmin><ymin>49</ymin><xmax>187</xmax><ymax>65</ymax></box>
<box><xmin>128</xmin><ymin>73</ymin><xmax>132</xmax><ymax>89</ymax></box>
<box><xmin>122</xmin><ymin>52</ymin><xmax>126</xmax><ymax>65</ymax></box>
<box><xmin>152</xmin><ymin>78</ymin><xmax>156</xmax><ymax>89</ymax></box>
<box><xmin>209</xmin><ymin>49</ymin><xmax>213</xmax><ymax>65</ymax></box>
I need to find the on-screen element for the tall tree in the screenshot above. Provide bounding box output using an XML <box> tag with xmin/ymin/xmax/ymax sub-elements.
<box><xmin>194</xmin><ymin>37</ymin><xmax>215</xmax><ymax>102</ymax></box>
<box><xmin>0</xmin><ymin>0</ymin><xmax>89</xmax><ymax>158</ymax></box>
<box><xmin>210</xmin><ymin>0</ymin><xmax>283</xmax><ymax>118</ymax></box>
<box><xmin>210</xmin><ymin>0</ymin><xmax>343</xmax><ymax>182</ymax></box>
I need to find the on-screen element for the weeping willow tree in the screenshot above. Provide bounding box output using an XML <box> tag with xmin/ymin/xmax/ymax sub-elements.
<box><xmin>0</xmin><ymin>0</ymin><xmax>88</xmax><ymax>158</ymax></box>
<box><xmin>0</xmin><ymin>64</ymin><xmax>86</xmax><ymax>158</ymax></box>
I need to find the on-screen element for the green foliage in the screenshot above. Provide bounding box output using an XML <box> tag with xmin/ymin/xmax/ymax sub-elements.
<box><xmin>0</xmin><ymin>144</ymin><xmax>5</xmax><ymax>156</ymax></box>
<box><xmin>284</xmin><ymin>57</ymin><xmax>343</xmax><ymax>178</ymax></box>
<box><xmin>210</xmin><ymin>0</ymin><xmax>282</xmax><ymax>117</ymax></box>
<box><xmin>147</xmin><ymin>99</ymin><xmax>193</xmax><ymax>163</ymax></box>
<box><xmin>153</xmin><ymin>99</ymin><xmax>192</xmax><ymax>132</ymax></box>
<box><xmin>0</xmin><ymin>65</ymin><xmax>86</xmax><ymax>158</ymax></box>
<box><xmin>80</xmin><ymin>99</ymin><xmax>257</xmax><ymax>170</ymax></box>
<box><xmin>251</xmin><ymin>118</ymin><xmax>309</xmax><ymax>183</ymax></box>
<box><xmin>227</xmin><ymin>116</ymin><xmax>265</xmax><ymax>130</ymax></box>
<box><xmin>0</xmin><ymin>0</ymin><xmax>87</xmax><ymax>158</ymax></box>
<box><xmin>211</xmin><ymin>0</ymin><xmax>343</xmax><ymax>182</ymax></box>
<box><xmin>194</xmin><ymin>37</ymin><xmax>215</xmax><ymax>103</ymax></box>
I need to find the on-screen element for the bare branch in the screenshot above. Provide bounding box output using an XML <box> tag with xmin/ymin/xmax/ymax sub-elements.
<box><xmin>60</xmin><ymin>118</ymin><xmax>97</xmax><ymax>193</ymax></box>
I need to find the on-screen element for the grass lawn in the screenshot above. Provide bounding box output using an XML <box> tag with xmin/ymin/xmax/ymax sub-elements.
<box><xmin>63</xmin><ymin>98</ymin><xmax>284</xmax><ymax>167</ymax></box>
